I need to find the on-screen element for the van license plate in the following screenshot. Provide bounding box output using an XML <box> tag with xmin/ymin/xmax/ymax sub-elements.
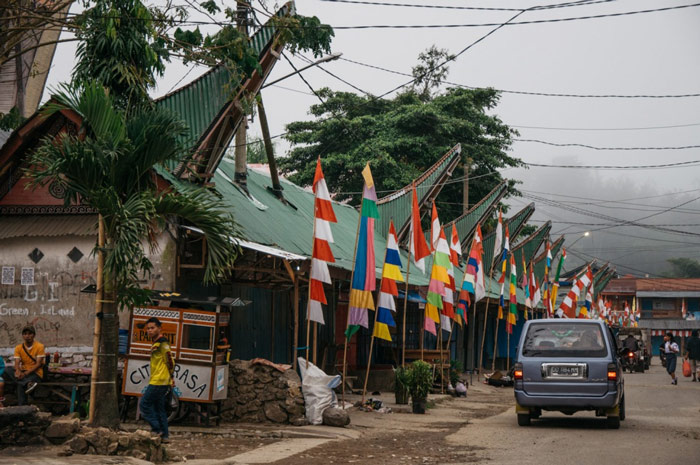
<box><xmin>551</xmin><ymin>366</ymin><xmax>578</xmax><ymax>376</ymax></box>
<box><xmin>542</xmin><ymin>363</ymin><xmax>587</xmax><ymax>379</ymax></box>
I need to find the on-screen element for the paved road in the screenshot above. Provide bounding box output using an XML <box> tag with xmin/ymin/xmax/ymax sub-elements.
<box><xmin>448</xmin><ymin>364</ymin><xmax>700</xmax><ymax>464</ymax></box>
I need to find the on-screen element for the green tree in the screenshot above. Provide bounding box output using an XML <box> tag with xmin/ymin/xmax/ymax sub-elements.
<box><xmin>665</xmin><ymin>258</ymin><xmax>700</xmax><ymax>278</ymax></box>
<box><xmin>280</xmin><ymin>86</ymin><xmax>521</xmax><ymax>222</ymax></box>
<box><xmin>27</xmin><ymin>82</ymin><xmax>239</xmax><ymax>428</ymax></box>
<box><xmin>411</xmin><ymin>45</ymin><xmax>453</xmax><ymax>102</ymax></box>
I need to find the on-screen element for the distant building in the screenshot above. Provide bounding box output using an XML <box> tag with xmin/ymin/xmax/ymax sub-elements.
<box><xmin>602</xmin><ymin>277</ymin><xmax>700</xmax><ymax>355</ymax></box>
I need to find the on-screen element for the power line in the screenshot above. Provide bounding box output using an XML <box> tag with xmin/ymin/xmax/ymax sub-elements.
<box><xmin>339</xmin><ymin>57</ymin><xmax>700</xmax><ymax>99</ymax></box>
<box><xmin>318</xmin><ymin>0</ymin><xmax>619</xmax><ymax>12</ymax></box>
<box><xmin>525</xmin><ymin>160</ymin><xmax>700</xmax><ymax>169</ymax></box>
<box><xmin>328</xmin><ymin>3</ymin><xmax>700</xmax><ymax>29</ymax></box>
<box><xmin>516</xmin><ymin>139</ymin><xmax>700</xmax><ymax>150</ymax></box>
<box><xmin>510</xmin><ymin>122</ymin><xmax>700</xmax><ymax>131</ymax></box>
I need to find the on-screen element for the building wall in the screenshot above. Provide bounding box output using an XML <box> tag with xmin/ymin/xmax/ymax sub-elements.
<box><xmin>0</xmin><ymin>233</ymin><xmax>175</xmax><ymax>355</ymax></box>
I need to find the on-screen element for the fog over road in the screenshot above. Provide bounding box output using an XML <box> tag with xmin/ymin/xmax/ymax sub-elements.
<box><xmin>448</xmin><ymin>363</ymin><xmax>700</xmax><ymax>464</ymax></box>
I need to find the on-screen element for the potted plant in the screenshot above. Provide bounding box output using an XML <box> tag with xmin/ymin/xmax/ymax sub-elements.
<box><xmin>408</xmin><ymin>360</ymin><xmax>433</xmax><ymax>414</ymax></box>
<box><xmin>393</xmin><ymin>366</ymin><xmax>411</xmax><ymax>404</ymax></box>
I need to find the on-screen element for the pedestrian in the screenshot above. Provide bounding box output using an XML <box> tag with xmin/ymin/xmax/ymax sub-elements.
<box><xmin>3</xmin><ymin>325</ymin><xmax>46</xmax><ymax>405</ymax></box>
<box><xmin>663</xmin><ymin>332</ymin><xmax>680</xmax><ymax>385</ymax></box>
<box><xmin>684</xmin><ymin>329</ymin><xmax>700</xmax><ymax>382</ymax></box>
<box><xmin>0</xmin><ymin>355</ymin><xmax>5</xmax><ymax>408</ymax></box>
<box><xmin>139</xmin><ymin>317</ymin><xmax>175</xmax><ymax>443</ymax></box>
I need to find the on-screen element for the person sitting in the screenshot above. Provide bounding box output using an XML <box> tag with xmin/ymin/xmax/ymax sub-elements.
<box><xmin>3</xmin><ymin>325</ymin><xmax>45</xmax><ymax>405</ymax></box>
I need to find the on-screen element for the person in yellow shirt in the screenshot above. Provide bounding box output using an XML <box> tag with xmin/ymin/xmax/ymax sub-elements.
<box><xmin>5</xmin><ymin>325</ymin><xmax>45</xmax><ymax>405</ymax></box>
<box><xmin>139</xmin><ymin>317</ymin><xmax>174</xmax><ymax>442</ymax></box>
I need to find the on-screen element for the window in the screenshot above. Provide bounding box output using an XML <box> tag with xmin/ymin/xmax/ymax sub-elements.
<box><xmin>181</xmin><ymin>324</ymin><xmax>213</xmax><ymax>351</ymax></box>
<box><xmin>522</xmin><ymin>323</ymin><xmax>608</xmax><ymax>358</ymax></box>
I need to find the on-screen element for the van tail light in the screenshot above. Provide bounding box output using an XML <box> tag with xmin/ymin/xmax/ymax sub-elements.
<box><xmin>607</xmin><ymin>363</ymin><xmax>618</xmax><ymax>381</ymax></box>
<box><xmin>628</xmin><ymin>352</ymin><xmax>634</xmax><ymax>358</ymax></box>
<box><xmin>514</xmin><ymin>363</ymin><xmax>523</xmax><ymax>380</ymax></box>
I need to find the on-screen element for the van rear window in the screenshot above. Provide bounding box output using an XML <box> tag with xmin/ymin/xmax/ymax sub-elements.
<box><xmin>522</xmin><ymin>323</ymin><xmax>608</xmax><ymax>358</ymax></box>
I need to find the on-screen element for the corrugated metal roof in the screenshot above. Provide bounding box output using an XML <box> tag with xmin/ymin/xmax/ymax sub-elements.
<box><xmin>480</xmin><ymin>203</ymin><xmax>536</xmax><ymax>273</ymax></box>
<box><xmin>593</xmin><ymin>269</ymin><xmax>615</xmax><ymax>296</ymax></box>
<box><xmin>636</xmin><ymin>278</ymin><xmax>700</xmax><ymax>292</ymax></box>
<box><xmin>155</xmin><ymin>2</ymin><xmax>292</xmax><ymax>153</ymax></box>
<box><xmin>444</xmin><ymin>180</ymin><xmax>507</xmax><ymax>251</ymax></box>
<box><xmin>376</xmin><ymin>144</ymin><xmax>461</xmax><ymax>242</ymax></box>
<box><xmin>602</xmin><ymin>278</ymin><xmax>637</xmax><ymax>294</ymax></box>
<box><xmin>0</xmin><ymin>215</ymin><xmax>97</xmax><ymax>239</ymax></box>
<box><xmin>637</xmin><ymin>319</ymin><xmax>700</xmax><ymax>330</ymax></box>
<box><xmin>533</xmin><ymin>236</ymin><xmax>564</xmax><ymax>284</ymax></box>
<box><xmin>0</xmin><ymin>129</ymin><xmax>10</xmax><ymax>151</ymax></box>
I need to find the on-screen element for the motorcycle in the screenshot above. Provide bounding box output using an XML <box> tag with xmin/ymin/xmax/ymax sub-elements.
<box><xmin>620</xmin><ymin>348</ymin><xmax>644</xmax><ymax>372</ymax></box>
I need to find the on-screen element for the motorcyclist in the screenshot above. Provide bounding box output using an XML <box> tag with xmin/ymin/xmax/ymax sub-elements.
<box><xmin>623</xmin><ymin>335</ymin><xmax>639</xmax><ymax>352</ymax></box>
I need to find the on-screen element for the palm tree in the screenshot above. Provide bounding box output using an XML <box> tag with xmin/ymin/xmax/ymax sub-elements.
<box><xmin>26</xmin><ymin>82</ymin><xmax>239</xmax><ymax>427</ymax></box>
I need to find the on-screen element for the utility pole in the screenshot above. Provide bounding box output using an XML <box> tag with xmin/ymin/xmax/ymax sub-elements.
<box><xmin>234</xmin><ymin>1</ymin><xmax>249</xmax><ymax>187</ymax></box>
<box><xmin>257</xmin><ymin>95</ymin><xmax>283</xmax><ymax>198</ymax></box>
<box><xmin>463</xmin><ymin>157</ymin><xmax>471</xmax><ymax>214</ymax></box>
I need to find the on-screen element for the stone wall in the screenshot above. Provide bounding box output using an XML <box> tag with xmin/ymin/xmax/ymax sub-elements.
<box><xmin>221</xmin><ymin>359</ymin><xmax>306</xmax><ymax>425</ymax></box>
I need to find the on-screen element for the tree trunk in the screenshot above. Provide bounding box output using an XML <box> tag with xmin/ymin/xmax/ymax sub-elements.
<box><xmin>91</xmin><ymin>286</ymin><xmax>120</xmax><ymax>428</ymax></box>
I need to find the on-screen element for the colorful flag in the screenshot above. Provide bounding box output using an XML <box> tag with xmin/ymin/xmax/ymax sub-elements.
<box><xmin>551</xmin><ymin>248</ymin><xmax>566</xmax><ymax>310</ymax></box>
<box><xmin>445</xmin><ymin>225</ymin><xmax>461</xmax><ymax>325</ymax></box>
<box><xmin>425</xmin><ymin>227</ymin><xmax>452</xmax><ymax>335</ymax></box>
<box><xmin>543</xmin><ymin>241</ymin><xmax>552</xmax><ymax>317</ymax></box>
<box><xmin>493</xmin><ymin>209</ymin><xmax>503</xmax><ymax>267</ymax></box>
<box><xmin>497</xmin><ymin>226</ymin><xmax>510</xmax><ymax>320</ymax></box>
<box><xmin>346</xmin><ymin>164</ymin><xmax>379</xmax><ymax>338</ymax></box>
<box><xmin>506</xmin><ymin>255</ymin><xmax>518</xmax><ymax>334</ymax></box>
<box><xmin>458</xmin><ymin>223</ymin><xmax>485</xmax><ymax>323</ymax></box>
<box><xmin>430</xmin><ymin>201</ymin><xmax>440</xmax><ymax>251</ymax></box>
<box><xmin>580</xmin><ymin>289</ymin><xmax>592</xmax><ymax>319</ymax></box>
<box><xmin>308</xmin><ymin>158</ymin><xmax>337</xmax><ymax>324</ymax></box>
<box><xmin>409</xmin><ymin>185</ymin><xmax>431</xmax><ymax>274</ymax></box>
<box><xmin>373</xmin><ymin>221</ymin><xmax>404</xmax><ymax>341</ymax></box>
<box><xmin>522</xmin><ymin>255</ymin><xmax>531</xmax><ymax>310</ymax></box>
<box><xmin>557</xmin><ymin>266</ymin><xmax>593</xmax><ymax>318</ymax></box>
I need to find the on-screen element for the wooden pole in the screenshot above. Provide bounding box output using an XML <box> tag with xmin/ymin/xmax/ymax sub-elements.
<box><xmin>88</xmin><ymin>215</ymin><xmax>104</xmax><ymax>424</ymax></box>
<box><xmin>492</xmin><ymin>313</ymin><xmax>501</xmax><ymax>372</ymax></box>
<box><xmin>312</xmin><ymin>321</ymin><xmax>318</xmax><ymax>365</ymax></box>
<box><xmin>341</xmin><ymin>208</ymin><xmax>364</xmax><ymax>408</ymax></box>
<box><xmin>292</xmin><ymin>277</ymin><xmax>299</xmax><ymax>371</ymax></box>
<box><xmin>478</xmin><ymin>264</ymin><xmax>497</xmax><ymax>377</ymax></box>
<box><xmin>305</xmin><ymin>212</ymin><xmax>318</xmax><ymax>369</ymax></box>
<box><xmin>507</xmin><ymin>331</ymin><xmax>511</xmax><ymax>372</ymax></box>
<box><xmin>445</xmin><ymin>320</ymin><xmax>454</xmax><ymax>389</ymax></box>
<box><xmin>401</xmin><ymin>257</ymin><xmax>412</xmax><ymax>367</ymax></box>
<box><xmin>439</xmin><ymin>321</ymin><xmax>444</xmax><ymax>393</ymax></box>
<box><xmin>361</xmin><ymin>230</ymin><xmax>393</xmax><ymax>403</ymax></box>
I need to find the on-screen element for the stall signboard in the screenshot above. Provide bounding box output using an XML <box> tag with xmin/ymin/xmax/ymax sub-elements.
<box><xmin>123</xmin><ymin>358</ymin><xmax>214</xmax><ymax>402</ymax></box>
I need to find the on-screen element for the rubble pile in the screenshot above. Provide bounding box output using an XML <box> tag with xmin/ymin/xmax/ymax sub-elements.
<box><xmin>66</xmin><ymin>428</ymin><xmax>168</xmax><ymax>462</ymax></box>
<box><xmin>221</xmin><ymin>359</ymin><xmax>306</xmax><ymax>425</ymax></box>
<box><xmin>0</xmin><ymin>406</ymin><xmax>52</xmax><ymax>446</ymax></box>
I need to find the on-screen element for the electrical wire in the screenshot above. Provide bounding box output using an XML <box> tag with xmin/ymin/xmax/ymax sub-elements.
<box><xmin>318</xmin><ymin>0</ymin><xmax>619</xmax><ymax>12</ymax></box>
<box><xmin>510</xmin><ymin>122</ymin><xmax>700</xmax><ymax>131</ymax></box>
<box><xmin>525</xmin><ymin>160</ymin><xmax>700</xmax><ymax>169</ymax></box>
<box><xmin>516</xmin><ymin>139</ymin><xmax>700</xmax><ymax>150</ymax></box>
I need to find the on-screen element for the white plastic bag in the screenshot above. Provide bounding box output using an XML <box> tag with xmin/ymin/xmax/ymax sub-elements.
<box><xmin>297</xmin><ymin>357</ymin><xmax>341</xmax><ymax>425</ymax></box>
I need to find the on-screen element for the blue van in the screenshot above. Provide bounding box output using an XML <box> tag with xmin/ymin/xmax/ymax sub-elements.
<box><xmin>513</xmin><ymin>319</ymin><xmax>625</xmax><ymax>429</ymax></box>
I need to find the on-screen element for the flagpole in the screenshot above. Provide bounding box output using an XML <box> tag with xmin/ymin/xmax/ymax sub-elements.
<box><xmin>361</xmin><ymin>230</ymin><xmax>393</xmax><ymax>404</ymax></box>
<box><xmin>421</xmin><ymin>252</ymin><xmax>435</xmax><ymax>362</ymax></box>
<box><xmin>478</xmin><ymin>263</ymin><xmax>496</xmax><ymax>377</ymax></box>
<box><xmin>445</xmin><ymin>320</ymin><xmax>454</xmax><ymax>389</ymax></box>
<box><xmin>305</xmin><ymin>215</ymin><xmax>319</xmax><ymax>369</ymax></box>
<box><xmin>401</xmin><ymin>256</ymin><xmax>412</xmax><ymax>367</ymax></box>
<box><xmin>439</xmin><ymin>319</ymin><xmax>444</xmax><ymax>393</ymax></box>
<box><xmin>506</xmin><ymin>331</ymin><xmax>510</xmax><ymax>371</ymax></box>
<box><xmin>490</xmin><ymin>295</ymin><xmax>500</xmax><ymax>373</ymax></box>
<box><xmin>341</xmin><ymin>203</ymin><xmax>364</xmax><ymax>408</ymax></box>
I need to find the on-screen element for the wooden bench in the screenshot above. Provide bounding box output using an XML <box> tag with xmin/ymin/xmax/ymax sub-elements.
<box><xmin>37</xmin><ymin>381</ymin><xmax>91</xmax><ymax>414</ymax></box>
<box><xmin>403</xmin><ymin>349</ymin><xmax>450</xmax><ymax>384</ymax></box>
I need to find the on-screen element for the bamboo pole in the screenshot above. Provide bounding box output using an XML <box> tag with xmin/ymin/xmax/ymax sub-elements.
<box><xmin>312</xmin><ymin>321</ymin><xmax>318</xmax><ymax>365</ymax></box>
<box><xmin>292</xmin><ymin>277</ymin><xmax>299</xmax><ymax>371</ymax></box>
<box><xmin>478</xmin><ymin>264</ymin><xmax>497</xmax><ymax>377</ymax></box>
<box><xmin>341</xmin><ymin>208</ymin><xmax>364</xmax><ymax>408</ymax></box>
<box><xmin>361</xmin><ymin>230</ymin><xmax>392</xmax><ymax>404</ymax></box>
<box><xmin>88</xmin><ymin>215</ymin><xmax>104</xmax><ymax>424</ymax></box>
<box><xmin>305</xmin><ymin>213</ymin><xmax>318</xmax><ymax>369</ymax></box>
<box><xmin>439</xmin><ymin>321</ymin><xmax>444</xmax><ymax>393</ymax></box>
<box><xmin>401</xmin><ymin>257</ymin><xmax>412</xmax><ymax>367</ymax></box>
<box><xmin>492</xmin><ymin>312</ymin><xmax>501</xmax><ymax>372</ymax></box>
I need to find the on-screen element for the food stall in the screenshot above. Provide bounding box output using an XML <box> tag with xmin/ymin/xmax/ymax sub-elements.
<box><xmin>120</xmin><ymin>291</ymin><xmax>249</xmax><ymax>424</ymax></box>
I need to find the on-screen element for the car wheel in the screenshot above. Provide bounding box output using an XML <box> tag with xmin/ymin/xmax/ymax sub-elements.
<box><xmin>619</xmin><ymin>396</ymin><xmax>626</xmax><ymax>421</ymax></box>
<box><xmin>517</xmin><ymin>413</ymin><xmax>531</xmax><ymax>426</ymax></box>
<box><xmin>607</xmin><ymin>415</ymin><xmax>620</xmax><ymax>429</ymax></box>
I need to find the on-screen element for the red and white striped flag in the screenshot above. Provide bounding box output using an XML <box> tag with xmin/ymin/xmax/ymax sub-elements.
<box><xmin>556</xmin><ymin>266</ymin><xmax>593</xmax><ymax>319</ymax></box>
<box><xmin>308</xmin><ymin>158</ymin><xmax>337</xmax><ymax>324</ymax></box>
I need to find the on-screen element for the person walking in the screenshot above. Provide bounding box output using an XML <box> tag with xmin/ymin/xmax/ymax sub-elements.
<box><xmin>139</xmin><ymin>317</ymin><xmax>175</xmax><ymax>442</ymax></box>
<box><xmin>664</xmin><ymin>332</ymin><xmax>680</xmax><ymax>385</ymax></box>
<box><xmin>4</xmin><ymin>325</ymin><xmax>46</xmax><ymax>405</ymax></box>
<box><xmin>684</xmin><ymin>329</ymin><xmax>700</xmax><ymax>382</ymax></box>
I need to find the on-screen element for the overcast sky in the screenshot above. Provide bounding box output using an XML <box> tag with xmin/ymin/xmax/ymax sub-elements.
<box><xmin>43</xmin><ymin>0</ymin><xmax>700</xmax><ymax>276</ymax></box>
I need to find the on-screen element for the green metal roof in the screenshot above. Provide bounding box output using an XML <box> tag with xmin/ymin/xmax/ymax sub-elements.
<box><xmin>594</xmin><ymin>267</ymin><xmax>616</xmax><ymax>297</ymax></box>
<box><xmin>376</xmin><ymin>144</ymin><xmax>461</xmax><ymax>243</ymax></box>
<box><xmin>155</xmin><ymin>2</ymin><xmax>293</xmax><ymax>152</ymax></box>
<box><xmin>533</xmin><ymin>236</ymin><xmax>564</xmax><ymax>284</ymax></box>
<box><xmin>480</xmin><ymin>203</ymin><xmax>536</xmax><ymax>274</ymax></box>
<box><xmin>213</xmin><ymin>162</ymin><xmax>433</xmax><ymax>286</ymax></box>
<box><xmin>444</xmin><ymin>180</ymin><xmax>507</xmax><ymax>252</ymax></box>
<box><xmin>510</xmin><ymin>221</ymin><xmax>552</xmax><ymax>273</ymax></box>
